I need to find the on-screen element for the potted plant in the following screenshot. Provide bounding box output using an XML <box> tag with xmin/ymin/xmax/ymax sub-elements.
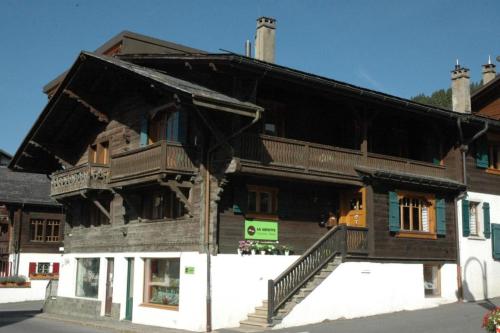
<box><xmin>482</xmin><ymin>307</ymin><xmax>500</xmax><ymax>333</ymax></box>
<box><xmin>238</xmin><ymin>240</ymin><xmax>251</xmax><ymax>255</ymax></box>
<box><xmin>250</xmin><ymin>242</ymin><xmax>259</xmax><ymax>255</ymax></box>
<box><xmin>282</xmin><ymin>245</ymin><xmax>292</xmax><ymax>256</ymax></box>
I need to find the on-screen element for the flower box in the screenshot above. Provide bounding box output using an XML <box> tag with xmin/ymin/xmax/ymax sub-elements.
<box><xmin>0</xmin><ymin>281</ymin><xmax>31</xmax><ymax>288</ymax></box>
<box><xmin>29</xmin><ymin>273</ymin><xmax>59</xmax><ymax>280</ymax></box>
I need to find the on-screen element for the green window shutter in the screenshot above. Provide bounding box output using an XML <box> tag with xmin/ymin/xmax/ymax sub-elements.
<box><xmin>462</xmin><ymin>199</ymin><xmax>470</xmax><ymax>237</ymax></box>
<box><xmin>140</xmin><ymin>116</ymin><xmax>148</xmax><ymax>147</ymax></box>
<box><xmin>492</xmin><ymin>224</ymin><xmax>500</xmax><ymax>260</ymax></box>
<box><xmin>483</xmin><ymin>202</ymin><xmax>491</xmax><ymax>239</ymax></box>
<box><xmin>388</xmin><ymin>191</ymin><xmax>400</xmax><ymax>232</ymax></box>
<box><xmin>475</xmin><ymin>137</ymin><xmax>489</xmax><ymax>168</ymax></box>
<box><xmin>436</xmin><ymin>198</ymin><xmax>446</xmax><ymax>236</ymax></box>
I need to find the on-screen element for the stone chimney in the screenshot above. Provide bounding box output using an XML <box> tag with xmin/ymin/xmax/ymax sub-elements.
<box><xmin>482</xmin><ymin>56</ymin><xmax>496</xmax><ymax>85</ymax></box>
<box><xmin>451</xmin><ymin>62</ymin><xmax>471</xmax><ymax>113</ymax></box>
<box><xmin>255</xmin><ymin>17</ymin><xmax>276</xmax><ymax>63</ymax></box>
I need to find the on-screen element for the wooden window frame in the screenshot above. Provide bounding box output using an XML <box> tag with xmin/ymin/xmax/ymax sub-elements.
<box><xmin>30</xmin><ymin>219</ymin><xmax>45</xmax><ymax>242</ymax></box>
<box><xmin>88</xmin><ymin>140</ymin><xmax>110</xmax><ymax>165</ymax></box>
<box><xmin>469</xmin><ymin>201</ymin><xmax>480</xmax><ymax>237</ymax></box>
<box><xmin>37</xmin><ymin>262</ymin><xmax>50</xmax><ymax>274</ymax></box>
<box><xmin>45</xmin><ymin>219</ymin><xmax>60</xmax><ymax>242</ymax></box>
<box><xmin>395</xmin><ymin>191</ymin><xmax>437</xmax><ymax>239</ymax></box>
<box><xmin>141</xmin><ymin>258</ymin><xmax>180</xmax><ymax>311</ymax></box>
<box><xmin>141</xmin><ymin>189</ymin><xmax>186</xmax><ymax>222</ymax></box>
<box><xmin>246</xmin><ymin>185</ymin><xmax>279</xmax><ymax>220</ymax></box>
<box><xmin>423</xmin><ymin>263</ymin><xmax>441</xmax><ymax>297</ymax></box>
<box><xmin>486</xmin><ymin>134</ymin><xmax>500</xmax><ymax>174</ymax></box>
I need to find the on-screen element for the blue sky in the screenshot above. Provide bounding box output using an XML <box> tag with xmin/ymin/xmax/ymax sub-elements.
<box><xmin>1</xmin><ymin>0</ymin><xmax>499</xmax><ymax>155</ymax></box>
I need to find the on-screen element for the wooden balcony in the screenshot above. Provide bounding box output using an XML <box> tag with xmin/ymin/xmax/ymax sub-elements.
<box><xmin>234</xmin><ymin>134</ymin><xmax>449</xmax><ymax>183</ymax></box>
<box><xmin>50</xmin><ymin>163</ymin><xmax>109</xmax><ymax>198</ymax></box>
<box><xmin>109</xmin><ymin>141</ymin><xmax>197</xmax><ymax>187</ymax></box>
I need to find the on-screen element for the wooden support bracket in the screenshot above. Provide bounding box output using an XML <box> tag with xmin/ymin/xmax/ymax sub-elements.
<box><xmin>159</xmin><ymin>180</ymin><xmax>194</xmax><ymax>215</ymax></box>
<box><xmin>63</xmin><ymin>89</ymin><xmax>109</xmax><ymax>123</ymax></box>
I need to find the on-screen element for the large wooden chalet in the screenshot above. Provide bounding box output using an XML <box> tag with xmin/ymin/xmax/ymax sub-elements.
<box><xmin>8</xmin><ymin>22</ymin><xmax>500</xmax><ymax>330</ymax></box>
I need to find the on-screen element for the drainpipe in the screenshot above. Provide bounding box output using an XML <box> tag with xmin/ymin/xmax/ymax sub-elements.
<box><xmin>455</xmin><ymin>118</ymin><xmax>488</xmax><ymax>301</ymax></box>
<box><xmin>197</xmin><ymin>106</ymin><xmax>262</xmax><ymax>332</ymax></box>
<box><xmin>15</xmin><ymin>203</ymin><xmax>25</xmax><ymax>276</ymax></box>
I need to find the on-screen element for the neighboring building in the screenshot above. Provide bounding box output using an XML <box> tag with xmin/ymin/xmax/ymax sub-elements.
<box><xmin>10</xmin><ymin>19</ymin><xmax>499</xmax><ymax>331</ymax></box>
<box><xmin>0</xmin><ymin>150</ymin><xmax>64</xmax><ymax>302</ymax></box>
<box><xmin>453</xmin><ymin>60</ymin><xmax>500</xmax><ymax>301</ymax></box>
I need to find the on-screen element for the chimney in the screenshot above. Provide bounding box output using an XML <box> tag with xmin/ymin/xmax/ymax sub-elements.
<box><xmin>482</xmin><ymin>56</ymin><xmax>496</xmax><ymax>85</ymax></box>
<box><xmin>451</xmin><ymin>61</ymin><xmax>471</xmax><ymax>113</ymax></box>
<box><xmin>245</xmin><ymin>40</ymin><xmax>251</xmax><ymax>57</ymax></box>
<box><xmin>255</xmin><ymin>17</ymin><xmax>276</xmax><ymax>63</ymax></box>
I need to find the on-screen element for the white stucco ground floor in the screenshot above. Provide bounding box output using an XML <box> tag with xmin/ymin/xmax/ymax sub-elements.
<box><xmin>457</xmin><ymin>191</ymin><xmax>500</xmax><ymax>301</ymax></box>
<box><xmin>53</xmin><ymin>251</ymin><xmax>459</xmax><ymax>331</ymax></box>
<box><xmin>0</xmin><ymin>252</ymin><xmax>62</xmax><ymax>303</ymax></box>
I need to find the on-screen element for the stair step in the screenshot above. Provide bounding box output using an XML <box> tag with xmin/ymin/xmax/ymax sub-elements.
<box><xmin>239</xmin><ymin>320</ymin><xmax>271</xmax><ymax>329</ymax></box>
<box><xmin>247</xmin><ymin>313</ymin><xmax>269</xmax><ymax>324</ymax></box>
<box><xmin>254</xmin><ymin>306</ymin><xmax>268</xmax><ymax>316</ymax></box>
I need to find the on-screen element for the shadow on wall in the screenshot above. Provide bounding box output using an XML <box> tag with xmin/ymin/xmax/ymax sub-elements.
<box><xmin>462</xmin><ymin>257</ymin><xmax>488</xmax><ymax>301</ymax></box>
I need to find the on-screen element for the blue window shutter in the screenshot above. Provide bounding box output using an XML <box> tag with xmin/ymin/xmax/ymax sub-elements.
<box><xmin>483</xmin><ymin>202</ymin><xmax>491</xmax><ymax>239</ymax></box>
<box><xmin>476</xmin><ymin>137</ymin><xmax>489</xmax><ymax>168</ymax></box>
<box><xmin>462</xmin><ymin>199</ymin><xmax>470</xmax><ymax>237</ymax></box>
<box><xmin>140</xmin><ymin>116</ymin><xmax>148</xmax><ymax>147</ymax></box>
<box><xmin>178</xmin><ymin>109</ymin><xmax>187</xmax><ymax>144</ymax></box>
<box><xmin>388</xmin><ymin>191</ymin><xmax>400</xmax><ymax>232</ymax></box>
<box><xmin>492</xmin><ymin>224</ymin><xmax>500</xmax><ymax>260</ymax></box>
<box><xmin>436</xmin><ymin>198</ymin><xmax>446</xmax><ymax>236</ymax></box>
<box><xmin>167</xmin><ymin>111</ymin><xmax>180</xmax><ymax>142</ymax></box>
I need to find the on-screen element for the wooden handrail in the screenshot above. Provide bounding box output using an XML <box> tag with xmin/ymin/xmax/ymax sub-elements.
<box><xmin>267</xmin><ymin>225</ymin><xmax>347</xmax><ymax>323</ymax></box>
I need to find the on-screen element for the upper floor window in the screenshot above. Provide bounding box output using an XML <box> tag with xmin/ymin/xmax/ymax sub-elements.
<box><xmin>247</xmin><ymin>185</ymin><xmax>278</xmax><ymax>216</ymax></box>
<box><xmin>389</xmin><ymin>191</ymin><xmax>446</xmax><ymax>239</ymax></box>
<box><xmin>476</xmin><ymin>135</ymin><xmax>500</xmax><ymax>173</ymax></box>
<box><xmin>469</xmin><ymin>202</ymin><xmax>480</xmax><ymax>236</ymax></box>
<box><xmin>30</xmin><ymin>218</ymin><xmax>61</xmax><ymax>242</ymax></box>
<box><xmin>141</xmin><ymin>188</ymin><xmax>186</xmax><ymax>221</ymax></box>
<box><xmin>140</xmin><ymin>108</ymin><xmax>187</xmax><ymax>146</ymax></box>
<box><xmin>462</xmin><ymin>199</ymin><xmax>490</xmax><ymax>239</ymax></box>
<box><xmin>89</xmin><ymin>140</ymin><xmax>109</xmax><ymax>165</ymax></box>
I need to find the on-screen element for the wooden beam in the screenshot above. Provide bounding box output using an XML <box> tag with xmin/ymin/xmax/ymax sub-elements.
<box><xmin>28</xmin><ymin>140</ymin><xmax>72</xmax><ymax>169</ymax></box>
<box><xmin>63</xmin><ymin>89</ymin><xmax>109</xmax><ymax>123</ymax></box>
<box><xmin>160</xmin><ymin>180</ymin><xmax>194</xmax><ymax>215</ymax></box>
<box><xmin>92</xmin><ymin>199</ymin><xmax>111</xmax><ymax>220</ymax></box>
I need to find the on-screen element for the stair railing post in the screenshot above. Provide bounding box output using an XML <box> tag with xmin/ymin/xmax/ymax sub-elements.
<box><xmin>267</xmin><ymin>279</ymin><xmax>274</xmax><ymax>324</ymax></box>
<box><xmin>340</xmin><ymin>225</ymin><xmax>347</xmax><ymax>260</ymax></box>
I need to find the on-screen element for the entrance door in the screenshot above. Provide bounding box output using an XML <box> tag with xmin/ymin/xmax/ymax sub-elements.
<box><xmin>339</xmin><ymin>188</ymin><xmax>366</xmax><ymax>227</ymax></box>
<box><xmin>125</xmin><ymin>258</ymin><xmax>134</xmax><ymax>321</ymax></box>
<box><xmin>105</xmin><ymin>258</ymin><xmax>114</xmax><ymax>316</ymax></box>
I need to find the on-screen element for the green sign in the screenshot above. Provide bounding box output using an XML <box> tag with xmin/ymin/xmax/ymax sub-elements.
<box><xmin>185</xmin><ymin>266</ymin><xmax>195</xmax><ymax>275</ymax></box>
<box><xmin>244</xmin><ymin>220</ymin><xmax>278</xmax><ymax>241</ymax></box>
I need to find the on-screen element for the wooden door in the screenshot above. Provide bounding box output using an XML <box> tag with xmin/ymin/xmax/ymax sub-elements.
<box><xmin>105</xmin><ymin>258</ymin><xmax>114</xmax><ymax>316</ymax></box>
<box><xmin>125</xmin><ymin>258</ymin><xmax>134</xmax><ymax>321</ymax></box>
<box><xmin>339</xmin><ymin>188</ymin><xmax>366</xmax><ymax>227</ymax></box>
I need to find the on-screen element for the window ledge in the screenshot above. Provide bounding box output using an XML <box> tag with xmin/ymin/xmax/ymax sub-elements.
<box><xmin>486</xmin><ymin>168</ymin><xmax>500</xmax><ymax>176</ymax></box>
<box><xmin>139</xmin><ymin>303</ymin><xmax>179</xmax><ymax>311</ymax></box>
<box><xmin>396</xmin><ymin>231</ymin><xmax>437</xmax><ymax>240</ymax></box>
<box><xmin>467</xmin><ymin>236</ymin><xmax>486</xmax><ymax>241</ymax></box>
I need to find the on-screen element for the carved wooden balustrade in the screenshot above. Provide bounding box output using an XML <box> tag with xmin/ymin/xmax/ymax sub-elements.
<box><xmin>346</xmin><ymin>226</ymin><xmax>369</xmax><ymax>255</ymax></box>
<box><xmin>109</xmin><ymin>141</ymin><xmax>197</xmax><ymax>186</ymax></box>
<box><xmin>50</xmin><ymin>163</ymin><xmax>109</xmax><ymax>197</ymax></box>
<box><xmin>235</xmin><ymin>134</ymin><xmax>449</xmax><ymax>181</ymax></box>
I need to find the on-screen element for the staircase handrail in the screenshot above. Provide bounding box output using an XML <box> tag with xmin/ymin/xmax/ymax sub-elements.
<box><xmin>267</xmin><ymin>224</ymin><xmax>347</xmax><ymax>323</ymax></box>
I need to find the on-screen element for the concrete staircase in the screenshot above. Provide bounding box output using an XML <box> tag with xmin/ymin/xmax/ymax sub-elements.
<box><xmin>239</xmin><ymin>256</ymin><xmax>342</xmax><ymax>329</ymax></box>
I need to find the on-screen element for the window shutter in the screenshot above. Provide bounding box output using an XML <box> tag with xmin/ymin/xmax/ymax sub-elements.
<box><xmin>483</xmin><ymin>202</ymin><xmax>491</xmax><ymax>239</ymax></box>
<box><xmin>52</xmin><ymin>262</ymin><xmax>60</xmax><ymax>274</ymax></box>
<box><xmin>492</xmin><ymin>224</ymin><xmax>500</xmax><ymax>260</ymax></box>
<box><xmin>29</xmin><ymin>262</ymin><xmax>36</xmax><ymax>275</ymax></box>
<box><xmin>388</xmin><ymin>191</ymin><xmax>400</xmax><ymax>232</ymax></box>
<box><xmin>167</xmin><ymin>111</ymin><xmax>180</xmax><ymax>142</ymax></box>
<box><xmin>475</xmin><ymin>137</ymin><xmax>489</xmax><ymax>168</ymax></box>
<box><xmin>462</xmin><ymin>199</ymin><xmax>470</xmax><ymax>237</ymax></box>
<box><xmin>140</xmin><ymin>116</ymin><xmax>148</xmax><ymax>147</ymax></box>
<box><xmin>233</xmin><ymin>185</ymin><xmax>247</xmax><ymax>215</ymax></box>
<box><xmin>436</xmin><ymin>198</ymin><xmax>446</xmax><ymax>236</ymax></box>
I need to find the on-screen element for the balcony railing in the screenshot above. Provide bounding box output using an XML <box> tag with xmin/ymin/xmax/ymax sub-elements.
<box><xmin>50</xmin><ymin>163</ymin><xmax>109</xmax><ymax>197</ymax></box>
<box><xmin>236</xmin><ymin>134</ymin><xmax>448</xmax><ymax>181</ymax></box>
<box><xmin>109</xmin><ymin>141</ymin><xmax>197</xmax><ymax>185</ymax></box>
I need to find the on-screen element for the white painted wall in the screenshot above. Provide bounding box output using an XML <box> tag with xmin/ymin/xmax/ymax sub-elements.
<box><xmin>211</xmin><ymin>254</ymin><xmax>299</xmax><ymax>330</ymax></box>
<box><xmin>458</xmin><ymin>192</ymin><xmax>500</xmax><ymax>301</ymax></box>
<box><xmin>275</xmin><ymin>262</ymin><xmax>458</xmax><ymax>329</ymax></box>
<box><xmin>0</xmin><ymin>252</ymin><xmax>62</xmax><ymax>303</ymax></box>
<box><xmin>57</xmin><ymin>251</ymin><xmax>208</xmax><ymax>332</ymax></box>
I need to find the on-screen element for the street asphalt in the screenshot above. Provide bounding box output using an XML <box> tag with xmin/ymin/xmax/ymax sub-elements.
<box><xmin>0</xmin><ymin>298</ymin><xmax>498</xmax><ymax>333</ymax></box>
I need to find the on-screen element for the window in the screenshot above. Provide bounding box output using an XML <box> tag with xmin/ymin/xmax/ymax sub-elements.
<box><xmin>89</xmin><ymin>140</ymin><xmax>109</xmax><ymax>165</ymax></box>
<box><xmin>45</xmin><ymin>220</ymin><xmax>60</xmax><ymax>242</ymax></box>
<box><xmin>30</xmin><ymin>219</ymin><xmax>45</xmax><ymax>242</ymax></box>
<box><xmin>143</xmin><ymin>258</ymin><xmax>180</xmax><ymax>308</ymax></box>
<box><xmin>76</xmin><ymin>258</ymin><xmax>100</xmax><ymax>298</ymax></box>
<box><xmin>489</xmin><ymin>142</ymin><xmax>500</xmax><ymax>170</ymax></box>
<box><xmin>247</xmin><ymin>185</ymin><xmax>278</xmax><ymax>216</ymax></box>
<box><xmin>423</xmin><ymin>264</ymin><xmax>441</xmax><ymax>297</ymax></box>
<box><xmin>389</xmin><ymin>191</ymin><xmax>445</xmax><ymax>239</ymax></box>
<box><xmin>399</xmin><ymin>196</ymin><xmax>432</xmax><ymax>233</ymax></box>
<box><xmin>142</xmin><ymin>189</ymin><xmax>186</xmax><ymax>221</ymax></box>
<box><xmin>37</xmin><ymin>263</ymin><xmax>50</xmax><ymax>274</ymax></box>
<box><xmin>469</xmin><ymin>202</ymin><xmax>480</xmax><ymax>236</ymax></box>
